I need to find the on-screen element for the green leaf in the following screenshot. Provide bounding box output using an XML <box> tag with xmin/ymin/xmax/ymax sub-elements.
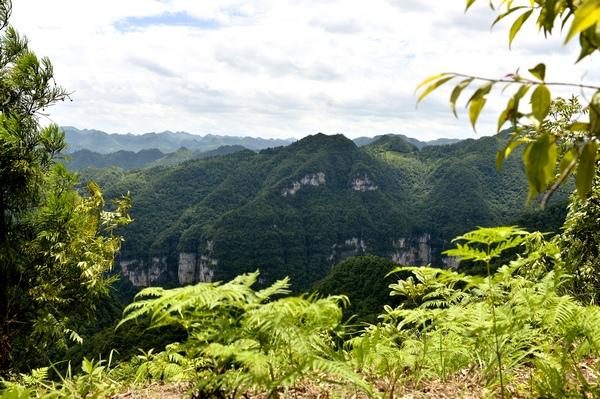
<box><xmin>576</xmin><ymin>139</ymin><xmax>598</xmax><ymax>198</ymax></box>
<box><xmin>528</xmin><ymin>63</ymin><xmax>546</xmax><ymax>81</ymax></box>
<box><xmin>467</xmin><ymin>82</ymin><xmax>493</xmax><ymax>130</ymax></box>
<box><xmin>492</xmin><ymin>6</ymin><xmax>528</xmax><ymax>28</ymax></box>
<box><xmin>496</xmin><ymin>138</ymin><xmax>527</xmax><ymax>171</ymax></box>
<box><xmin>559</xmin><ymin>147</ymin><xmax>578</xmax><ymax>175</ymax></box>
<box><xmin>509</xmin><ymin>10</ymin><xmax>533</xmax><ymax>48</ymax></box>
<box><xmin>589</xmin><ymin>90</ymin><xmax>600</xmax><ymax>135</ymax></box>
<box><xmin>576</xmin><ymin>29</ymin><xmax>597</xmax><ymax>62</ymax></box>
<box><xmin>417</xmin><ymin>76</ymin><xmax>454</xmax><ymax>105</ymax></box>
<box><xmin>415</xmin><ymin>73</ymin><xmax>451</xmax><ymax>91</ymax></box>
<box><xmin>513</xmin><ymin>84</ymin><xmax>531</xmax><ymax>103</ymax></box>
<box><xmin>522</xmin><ymin>133</ymin><xmax>558</xmax><ymax>201</ymax></box>
<box><xmin>465</xmin><ymin>0</ymin><xmax>477</xmax><ymax>11</ymax></box>
<box><xmin>497</xmin><ymin>104</ymin><xmax>512</xmax><ymax>132</ymax></box>
<box><xmin>531</xmin><ymin>84</ymin><xmax>551</xmax><ymax>122</ymax></box>
<box><xmin>565</xmin><ymin>0</ymin><xmax>600</xmax><ymax>43</ymax></box>
<box><xmin>450</xmin><ymin>78</ymin><xmax>473</xmax><ymax>117</ymax></box>
<box><xmin>497</xmin><ymin>90</ymin><xmax>525</xmax><ymax>132</ymax></box>
<box><xmin>508</xmin><ymin>84</ymin><xmax>532</xmax><ymax>123</ymax></box>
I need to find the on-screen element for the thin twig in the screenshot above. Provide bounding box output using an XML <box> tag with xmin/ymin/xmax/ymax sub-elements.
<box><xmin>445</xmin><ymin>72</ymin><xmax>600</xmax><ymax>91</ymax></box>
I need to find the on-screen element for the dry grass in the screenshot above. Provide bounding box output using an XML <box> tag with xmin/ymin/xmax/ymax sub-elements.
<box><xmin>109</xmin><ymin>382</ymin><xmax>190</xmax><ymax>399</ymax></box>
<box><xmin>106</xmin><ymin>361</ymin><xmax>600</xmax><ymax>399</ymax></box>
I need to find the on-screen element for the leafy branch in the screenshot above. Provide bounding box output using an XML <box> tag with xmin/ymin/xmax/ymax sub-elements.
<box><xmin>416</xmin><ymin>0</ymin><xmax>600</xmax><ymax>206</ymax></box>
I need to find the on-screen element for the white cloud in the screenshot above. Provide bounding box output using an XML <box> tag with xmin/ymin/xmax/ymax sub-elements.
<box><xmin>10</xmin><ymin>0</ymin><xmax>598</xmax><ymax>140</ymax></box>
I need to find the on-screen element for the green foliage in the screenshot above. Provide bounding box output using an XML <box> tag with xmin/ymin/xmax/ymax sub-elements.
<box><xmin>557</xmin><ymin>179</ymin><xmax>600</xmax><ymax>304</ymax></box>
<box><xmin>4</xmin><ymin>165</ymin><xmax>132</xmax><ymax>370</ymax></box>
<box><xmin>117</xmin><ymin>271</ymin><xmax>371</xmax><ymax>397</ymax></box>
<box><xmin>3</xmin><ymin>223</ymin><xmax>600</xmax><ymax>397</ymax></box>
<box><xmin>313</xmin><ymin>255</ymin><xmax>403</xmax><ymax>323</ymax></box>
<box><xmin>1</xmin><ymin>355</ymin><xmax>124</xmax><ymax>398</ymax></box>
<box><xmin>350</xmin><ymin>226</ymin><xmax>600</xmax><ymax>398</ymax></box>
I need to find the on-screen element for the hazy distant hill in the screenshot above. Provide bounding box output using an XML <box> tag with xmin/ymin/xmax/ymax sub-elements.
<box><xmin>353</xmin><ymin>134</ymin><xmax>461</xmax><ymax>148</ymax></box>
<box><xmin>62</xmin><ymin>127</ymin><xmax>294</xmax><ymax>154</ymax></box>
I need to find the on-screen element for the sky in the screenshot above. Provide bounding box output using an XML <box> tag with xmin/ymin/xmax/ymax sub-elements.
<box><xmin>12</xmin><ymin>0</ymin><xmax>599</xmax><ymax>140</ymax></box>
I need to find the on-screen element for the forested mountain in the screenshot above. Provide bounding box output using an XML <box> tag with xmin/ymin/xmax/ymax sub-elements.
<box><xmin>76</xmin><ymin>132</ymin><xmax>568</xmax><ymax>291</ymax></box>
<box><xmin>353</xmin><ymin>133</ymin><xmax>461</xmax><ymax>148</ymax></box>
<box><xmin>62</xmin><ymin>126</ymin><xmax>294</xmax><ymax>154</ymax></box>
<box><xmin>63</xmin><ymin>145</ymin><xmax>249</xmax><ymax>171</ymax></box>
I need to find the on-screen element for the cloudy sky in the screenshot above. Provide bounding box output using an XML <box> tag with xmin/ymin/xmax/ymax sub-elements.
<box><xmin>12</xmin><ymin>0</ymin><xmax>598</xmax><ymax>140</ymax></box>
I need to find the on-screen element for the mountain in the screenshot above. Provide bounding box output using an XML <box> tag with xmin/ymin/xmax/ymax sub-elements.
<box><xmin>64</xmin><ymin>145</ymin><xmax>250</xmax><ymax>171</ymax></box>
<box><xmin>79</xmin><ymin>133</ymin><xmax>567</xmax><ymax>291</ymax></box>
<box><xmin>62</xmin><ymin>149</ymin><xmax>165</xmax><ymax>170</ymax></box>
<box><xmin>353</xmin><ymin>134</ymin><xmax>461</xmax><ymax>148</ymax></box>
<box><xmin>62</xmin><ymin>127</ymin><xmax>294</xmax><ymax>154</ymax></box>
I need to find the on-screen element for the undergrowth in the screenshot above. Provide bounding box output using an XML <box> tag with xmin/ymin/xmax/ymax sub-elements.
<box><xmin>2</xmin><ymin>227</ymin><xmax>600</xmax><ymax>398</ymax></box>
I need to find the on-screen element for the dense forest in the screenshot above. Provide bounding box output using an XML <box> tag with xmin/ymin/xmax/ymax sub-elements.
<box><xmin>2</xmin><ymin>0</ymin><xmax>600</xmax><ymax>398</ymax></box>
<box><xmin>73</xmin><ymin>131</ymin><xmax>569</xmax><ymax>291</ymax></box>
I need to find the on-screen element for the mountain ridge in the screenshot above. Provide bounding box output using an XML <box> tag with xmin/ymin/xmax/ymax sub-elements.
<box><xmin>62</xmin><ymin>126</ymin><xmax>295</xmax><ymax>154</ymax></box>
<box><xmin>62</xmin><ymin>126</ymin><xmax>462</xmax><ymax>156</ymax></box>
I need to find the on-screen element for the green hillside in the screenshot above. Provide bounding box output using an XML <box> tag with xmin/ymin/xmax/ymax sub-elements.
<box><xmin>76</xmin><ymin>132</ymin><xmax>567</xmax><ymax>291</ymax></box>
<box><xmin>64</xmin><ymin>145</ymin><xmax>249</xmax><ymax>171</ymax></box>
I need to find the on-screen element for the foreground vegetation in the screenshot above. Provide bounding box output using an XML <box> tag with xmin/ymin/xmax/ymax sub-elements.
<box><xmin>3</xmin><ymin>214</ymin><xmax>600</xmax><ymax>398</ymax></box>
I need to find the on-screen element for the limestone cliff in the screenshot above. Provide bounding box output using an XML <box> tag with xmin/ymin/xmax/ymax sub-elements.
<box><xmin>120</xmin><ymin>234</ymin><xmax>458</xmax><ymax>287</ymax></box>
<box><xmin>178</xmin><ymin>240</ymin><xmax>217</xmax><ymax>285</ymax></box>
<box><xmin>281</xmin><ymin>172</ymin><xmax>326</xmax><ymax>197</ymax></box>
<box><xmin>120</xmin><ymin>257</ymin><xmax>168</xmax><ymax>287</ymax></box>
<box><xmin>351</xmin><ymin>174</ymin><xmax>378</xmax><ymax>191</ymax></box>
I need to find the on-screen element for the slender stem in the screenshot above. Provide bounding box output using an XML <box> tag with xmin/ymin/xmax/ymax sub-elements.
<box><xmin>439</xmin><ymin>331</ymin><xmax>445</xmax><ymax>381</ymax></box>
<box><xmin>446</xmin><ymin>72</ymin><xmax>600</xmax><ymax>91</ymax></box>
<box><xmin>486</xmin><ymin>249</ymin><xmax>505</xmax><ymax>399</ymax></box>
<box><xmin>490</xmin><ymin>301</ymin><xmax>505</xmax><ymax>399</ymax></box>
<box><xmin>541</xmin><ymin>157</ymin><xmax>577</xmax><ymax>209</ymax></box>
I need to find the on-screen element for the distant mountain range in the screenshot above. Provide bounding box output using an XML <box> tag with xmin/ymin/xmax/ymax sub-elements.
<box><xmin>62</xmin><ymin>127</ymin><xmax>295</xmax><ymax>154</ymax></box>
<box><xmin>61</xmin><ymin>127</ymin><xmax>463</xmax><ymax>171</ymax></box>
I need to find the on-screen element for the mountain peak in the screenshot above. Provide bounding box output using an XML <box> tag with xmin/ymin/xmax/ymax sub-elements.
<box><xmin>364</xmin><ymin>134</ymin><xmax>419</xmax><ymax>153</ymax></box>
<box><xmin>289</xmin><ymin>133</ymin><xmax>356</xmax><ymax>152</ymax></box>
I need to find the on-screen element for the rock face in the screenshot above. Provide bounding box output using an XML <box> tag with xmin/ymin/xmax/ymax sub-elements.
<box><xmin>120</xmin><ymin>257</ymin><xmax>167</xmax><ymax>287</ymax></box>
<box><xmin>328</xmin><ymin>237</ymin><xmax>368</xmax><ymax>264</ymax></box>
<box><xmin>282</xmin><ymin>172</ymin><xmax>326</xmax><ymax>196</ymax></box>
<box><xmin>351</xmin><ymin>174</ymin><xmax>378</xmax><ymax>191</ymax></box>
<box><xmin>121</xmin><ymin>234</ymin><xmax>460</xmax><ymax>287</ymax></box>
<box><xmin>442</xmin><ymin>256</ymin><xmax>460</xmax><ymax>269</ymax></box>
<box><xmin>390</xmin><ymin>234</ymin><xmax>432</xmax><ymax>265</ymax></box>
<box><xmin>177</xmin><ymin>240</ymin><xmax>217</xmax><ymax>285</ymax></box>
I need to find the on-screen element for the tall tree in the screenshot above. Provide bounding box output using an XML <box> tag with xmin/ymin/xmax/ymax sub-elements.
<box><xmin>0</xmin><ymin>0</ymin><xmax>130</xmax><ymax>371</ymax></box>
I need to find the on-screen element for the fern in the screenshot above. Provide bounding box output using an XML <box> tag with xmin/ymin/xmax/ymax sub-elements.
<box><xmin>117</xmin><ymin>272</ymin><xmax>369</xmax><ymax>398</ymax></box>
